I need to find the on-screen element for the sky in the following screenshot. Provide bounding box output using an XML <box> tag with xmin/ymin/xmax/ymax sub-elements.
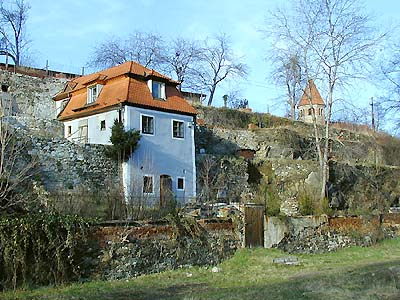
<box><xmin>4</xmin><ymin>0</ymin><xmax>400</xmax><ymax>122</ymax></box>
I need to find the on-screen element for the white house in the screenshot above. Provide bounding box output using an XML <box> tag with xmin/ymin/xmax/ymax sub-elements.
<box><xmin>53</xmin><ymin>61</ymin><xmax>198</xmax><ymax>205</ymax></box>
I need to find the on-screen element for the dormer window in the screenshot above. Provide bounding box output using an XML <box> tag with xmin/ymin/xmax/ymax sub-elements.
<box><xmin>151</xmin><ymin>81</ymin><xmax>166</xmax><ymax>100</ymax></box>
<box><xmin>87</xmin><ymin>84</ymin><xmax>102</xmax><ymax>104</ymax></box>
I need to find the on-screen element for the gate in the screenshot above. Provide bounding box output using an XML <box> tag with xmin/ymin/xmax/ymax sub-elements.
<box><xmin>244</xmin><ymin>204</ymin><xmax>265</xmax><ymax>248</ymax></box>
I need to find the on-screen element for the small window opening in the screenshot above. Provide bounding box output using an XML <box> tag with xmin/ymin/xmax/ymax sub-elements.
<box><xmin>177</xmin><ymin>178</ymin><xmax>184</xmax><ymax>190</ymax></box>
<box><xmin>1</xmin><ymin>84</ymin><xmax>9</xmax><ymax>92</ymax></box>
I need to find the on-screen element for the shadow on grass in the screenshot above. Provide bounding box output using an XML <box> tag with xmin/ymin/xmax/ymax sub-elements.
<box><xmin>5</xmin><ymin>260</ymin><xmax>400</xmax><ymax>300</ymax></box>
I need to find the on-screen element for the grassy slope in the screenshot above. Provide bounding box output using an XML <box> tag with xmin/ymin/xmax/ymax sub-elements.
<box><xmin>4</xmin><ymin>238</ymin><xmax>400</xmax><ymax>300</ymax></box>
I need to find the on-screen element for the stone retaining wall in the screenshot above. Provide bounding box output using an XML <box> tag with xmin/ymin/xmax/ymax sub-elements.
<box><xmin>265</xmin><ymin>214</ymin><xmax>400</xmax><ymax>253</ymax></box>
<box><xmin>0</xmin><ymin>69</ymin><xmax>66</xmax><ymax>121</ymax></box>
<box><xmin>90</xmin><ymin>218</ymin><xmax>240</xmax><ymax>280</ymax></box>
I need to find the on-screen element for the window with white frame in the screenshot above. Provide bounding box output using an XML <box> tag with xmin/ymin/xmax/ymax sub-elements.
<box><xmin>141</xmin><ymin>115</ymin><xmax>154</xmax><ymax>135</ymax></box>
<box><xmin>87</xmin><ymin>85</ymin><xmax>100</xmax><ymax>104</ymax></box>
<box><xmin>177</xmin><ymin>177</ymin><xmax>185</xmax><ymax>191</ymax></box>
<box><xmin>152</xmin><ymin>81</ymin><xmax>165</xmax><ymax>99</ymax></box>
<box><xmin>172</xmin><ymin>120</ymin><xmax>184</xmax><ymax>139</ymax></box>
<box><xmin>143</xmin><ymin>175</ymin><xmax>154</xmax><ymax>194</ymax></box>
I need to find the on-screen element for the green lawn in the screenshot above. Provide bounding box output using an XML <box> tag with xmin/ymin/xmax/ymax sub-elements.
<box><xmin>3</xmin><ymin>238</ymin><xmax>400</xmax><ymax>300</ymax></box>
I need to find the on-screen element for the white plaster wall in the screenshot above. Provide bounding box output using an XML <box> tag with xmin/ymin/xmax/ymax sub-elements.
<box><xmin>124</xmin><ymin>106</ymin><xmax>196</xmax><ymax>203</ymax></box>
<box><xmin>63</xmin><ymin>110</ymin><xmax>119</xmax><ymax>144</ymax></box>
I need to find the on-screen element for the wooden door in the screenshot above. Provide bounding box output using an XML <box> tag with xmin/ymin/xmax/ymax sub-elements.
<box><xmin>244</xmin><ymin>204</ymin><xmax>265</xmax><ymax>248</ymax></box>
<box><xmin>160</xmin><ymin>175</ymin><xmax>173</xmax><ymax>208</ymax></box>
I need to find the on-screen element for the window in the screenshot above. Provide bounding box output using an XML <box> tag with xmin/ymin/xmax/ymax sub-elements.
<box><xmin>172</xmin><ymin>120</ymin><xmax>184</xmax><ymax>139</ymax></box>
<box><xmin>87</xmin><ymin>85</ymin><xmax>98</xmax><ymax>104</ymax></box>
<box><xmin>100</xmin><ymin>120</ymin><xmax>106</xmax><ymax>131</ymax></box>
<box><xmin>177</xmin><ymin>177</ymin><xmax>184</xmax><ymax>190</ymax></box>
<box><xmin>152</xmin><ymin>81</ymin><xmax>165</xmax><ymax>99</ymax></box>
<box><xmin>1</xmin><ymin>84</ymin><xmax>9</xmax><ymax>92</ymax></box>
<box><xmin>67</xmin><ymin>126</ymin><xmax>72</xmax><ymax>137</ymax></box>
<box><xmin>141</xmin><ymin>115</ymin><xmax>154</xmax><ymax>135</ymax></box>
<box><xmin>143</xmin><ymin>175</ymin><xmax>154</xmax><ymax>194</ymax></box>
<box><xmin>308</xmin><ymin>108</ymin><xmax>313</xmax><ymax>116</ymax></box>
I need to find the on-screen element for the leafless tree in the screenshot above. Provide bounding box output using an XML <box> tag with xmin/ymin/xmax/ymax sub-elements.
<box><xmin>272</xmin><ymin>51</ymin><xmax>303</xmax><ymax>120</ymax></box>
<box><xmin>0</xmin><ymin>94</ymin><xmax>36</xmax><ymax>214</ymax></box>
<box><xmin>191</xmin><ymin>34</ymin><xmax>247</xmax><ymax>106</ymax></box>
<box><xmin>88</xmin><ymin>31</ymin><xmax>164</xmax><ymax>69</ymax></box>
<box><xmin>0</xmin><ymin>0</ymin><xmax>30</xmax><ymax>66</ymax></box>
<box><xmin>269</xmin><ymin>0</ymin><xmax>384</xmax><ymax>201</ymax></box>
<box><xmin>197</xmin><ymin>155</ymin><xmax>219</xmax><ymax>202</ymax></box>
<box><xmin>380</xmin><ymin>46</ymin><xmax>400</xmax><ymax>133</ymax></box>
<box><xmin>161</xmin><ymin>38</ymin><xmax>202</xmax><ymax>91</ymax></box>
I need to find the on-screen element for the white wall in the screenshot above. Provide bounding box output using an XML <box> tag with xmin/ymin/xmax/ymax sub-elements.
<box><xmin>123</xmin><ymin>106</ymin><xmax>196</xmax><ymax>204</ymax></box>
<box><xmin>63</xmin><ymin>105</ymin><xmax>196</xmax><ymax>204</ymax></box>
<box><xmin>64</xmin><ymin>110</ymin><xmax>119</xmax><ymax>144</ymax></box>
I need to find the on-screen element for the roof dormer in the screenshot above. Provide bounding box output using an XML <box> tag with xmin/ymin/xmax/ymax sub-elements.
<box><xmin>87</xmin><ymin>83</ymin><xmax>103</xmax><ymax>104</ymax></box>
<box><xmin>147</xmin><ymin>79</ymin><xmax>166</xmax><ymax>100</ymax></box>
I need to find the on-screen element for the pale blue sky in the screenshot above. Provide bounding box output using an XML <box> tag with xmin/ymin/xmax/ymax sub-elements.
<box><xmin>12</xmin><ymin>0</ymin><xmax>400</xmax><ymax>120</ymax></box>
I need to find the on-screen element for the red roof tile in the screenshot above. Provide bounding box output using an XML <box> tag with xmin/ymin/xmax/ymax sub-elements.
<box><xmin>55</xmin><ymin>61</ymin><xmax>197</xmax><ymax>120</ymax></box>
<box><xmin>298</xmin><ymin>80</ymin><xmax>325</xmax><ymax>106</ymax></box>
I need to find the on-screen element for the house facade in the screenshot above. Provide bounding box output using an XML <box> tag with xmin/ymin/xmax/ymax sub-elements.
<box><xmin>298</xmin><ymin>80</ymin><xmax>326</xmax><ymax>125</ymax></box>
<box><xmin>53</xmin><ymin>61</ymin><xmax>197</xmax><ymax>205</ymax></box>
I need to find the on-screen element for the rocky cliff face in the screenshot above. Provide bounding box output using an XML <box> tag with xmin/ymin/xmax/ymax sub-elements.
<box><xmin>195</xmin><ymin>105</ymin><xmax>400</xmax><ymax>216</ymax></box>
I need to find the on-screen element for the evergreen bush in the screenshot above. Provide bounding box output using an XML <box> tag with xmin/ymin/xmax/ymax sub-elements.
<box><xmin>106</xmin><ymin>119</ymin><xmax>141</xmax><ymax>161</ymax></box>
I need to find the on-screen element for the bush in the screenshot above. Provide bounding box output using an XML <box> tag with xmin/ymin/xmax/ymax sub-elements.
<box><xmin>0</xmin><ymin>213</ymin><xmax>91</xmax><ymax>290</ymax></box>
<box><xmin>298</xmin><ymin>192</ymin><xmax>315</xmax><ymax>215</ymax></box>
<box><xmin>106</xmin><ymin>119</ymin><xmax>140</xmax><ymax>161</ymax></box>
<box><xmin>254</xmin><ymin>181</ymin><xmax>281</xmax><ymax>216</ymax></box>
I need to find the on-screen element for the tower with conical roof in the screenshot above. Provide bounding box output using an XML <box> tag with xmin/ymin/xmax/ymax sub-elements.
<box><xmin>298</xmin><ymin>80</ymin><xmax>325</xmax><ymax>125</ymax></box>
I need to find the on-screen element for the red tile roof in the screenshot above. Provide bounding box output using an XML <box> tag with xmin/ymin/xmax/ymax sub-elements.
<box><xmin>298</xmin><ymin>80</ymin><xmax>325</xmax><ymax>106</ymax></box>
<box><xmin>55</xmin><ymin>61</ymin><xmax>197</xmax><ymax>120</ymax></box>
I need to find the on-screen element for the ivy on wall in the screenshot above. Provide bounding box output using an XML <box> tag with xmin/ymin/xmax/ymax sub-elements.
<box><xmin>0</xmin><ymin>213</ymin><xmax>90</xmax><ymax>290</ymax></box>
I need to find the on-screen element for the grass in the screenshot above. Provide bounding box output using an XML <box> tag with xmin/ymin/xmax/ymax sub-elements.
<box><xmin>3</xmin><ymin>238</ymin><xmax>400</xmax><ymax>300</ymax></box>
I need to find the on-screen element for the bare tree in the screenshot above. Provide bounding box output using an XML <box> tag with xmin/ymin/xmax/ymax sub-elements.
<box><xmin>0</xmin><ymin>0</ymin><xmax>30</xmax><ymax>66</ymax></box>
<box><xmin>269</xmin><ymin>0</ymin><xmax>383</xmax><ymax>201</ymax></box>
<box><xmin>272</xmin><ymin>51</ymin><xmax>303</xmax><ymax>120</ymax></box>
<box><xmin>88</xmin><ymin>31</ymin><xmax>164</xmax><ymax>69</ymax></box>
<box><xmin>161</xmin><ymin>38</ymin><xmax>202</xmax><ymax>91</ymax></box>
<box><xmin>191</xmin><ymin>34</ymin><xmax>247</xmax><ymax>106</ymax></box>
<box><xmin>0</xmin><ymin>93</ymin><xmax>36</xmax><ymax>214</ymax></box>
<box><xmin>380</xmin><ymin>46</ymin><xmax>400</xmax><ymax>133</ymax></box>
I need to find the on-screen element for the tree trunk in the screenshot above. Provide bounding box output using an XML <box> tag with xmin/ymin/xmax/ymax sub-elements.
<box><xmin>207</xmin><ymin>85</ymin><xmax>216</xmax><ymax>106</ymax></box>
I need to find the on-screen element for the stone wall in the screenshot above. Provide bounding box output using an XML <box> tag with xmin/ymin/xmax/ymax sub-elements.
<box><xmin>89</xmin><ymin>218</ymin><xmax>241</xmax><ymax>280</ymax></box>
<box><xmin>264</xmin><ymin>214</ymin><xmax>400</xmax><ymax>253</ymax></box>
<box><xmin>31</xmin><ymin>136</ymin><xmax>119</xmax><ymax>193</ymax></box>
<box><xmin>0</xmin><ymin>69</ymin><xmax>66</xmax><ymax>121</ymax></box>
<box><xmin>5</xmin><ymin>118</ymin><xmax>121</xmax><ymax>218</ymax></box>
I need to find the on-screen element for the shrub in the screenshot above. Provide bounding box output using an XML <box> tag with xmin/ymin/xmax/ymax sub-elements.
<box><xmin>0</xmin><ymin>213</ymin><xmax>91</xmax><ymax>290</ymax></box>
<box><xmin>254</xmin><ymin>180</ymin><xmax>281</xmax><ymax>216</ymax></box>
<box><xmin>298</xmin><ymin>192</ymin><xmax>315</xmax><ymax>215</ymax></box>
<box><xmin>106</xmin><ymin>119</ymin><xmax>140</xmax><ymax>161</ymax></box>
